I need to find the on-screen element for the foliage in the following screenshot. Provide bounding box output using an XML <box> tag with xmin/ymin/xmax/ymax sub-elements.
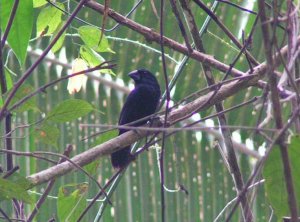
<box><xmin>57</xmin><ymin>183</ymin><xmax>88</xmax><ymax>222</ymax></box>
<box><xmin>263</xmin><ymin>136</ymin><xmax>300</xmax><ymax>221</ymax></box>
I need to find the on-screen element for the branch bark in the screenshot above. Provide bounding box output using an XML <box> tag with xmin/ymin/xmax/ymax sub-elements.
<box><xmin>83</xmin><ymin>0</ymin><xmax>295</xmax><ymax>94</ymax></box>
<box><xmin>27</xmin><ymin>72</ymin><xmax>261</xmax><ymax>186</ymax></box>
<box><xmin>83</xmin><ymin>0</ymin><xmax>245</xmax><ymax>77</ymax></box>
<box><xmin>27</xmin><ymin>34</ymin><xmax>300</xmax><ymax>185</ymax></box>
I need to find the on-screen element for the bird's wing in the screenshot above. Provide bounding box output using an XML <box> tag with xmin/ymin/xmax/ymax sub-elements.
<box><xmin>118</xmin><ymin>85</ymin><xmax>159</xmax><ymax>132</ymax></box>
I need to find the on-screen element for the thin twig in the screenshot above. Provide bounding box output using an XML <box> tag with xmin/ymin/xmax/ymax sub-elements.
<box><xmin>159</xmin><ymin>0</ymin><xmax>169</xmax><ymax>221</ymax></box>
<box><xmin>0</xmin><ymin>149</ymin><xmax>58</xmax><ymax>164</ymax></box>
<box><xmin>0</xmin><ymin>31</ymin><xmax>7</xmax><ymax>94</ymax></box>
<box><xmin>5</xmin><ymin>113</ymin><xmax>13</xmax><ymax>170</ymax></box>
<box><xmin>2</xmin><ymin>166</ymin><xmax>19</xmax><ymax>179</ymax></box>
<box><xmin>8</xmin><ymin>62</ymin><xmax>116</xmax><ymax>112</ymax></box>
<box><xmin>160</xmin><ymin>0</ymin><xmax>219</xmax><ymax>103</ymax></box>
<box><xmin>216</xmin><ymin>0</ymin><xmax>257</xmax><ymax>15</ymax></box>
<box><xmin>47</xmin><ymin>0</ymin><xmax>144</xmax><ymax>32</ymax></box>
<box><xmin>27</xmin><ymin>49</ymin><xmax>130</xmax><ymax>93</ymax></box>
<box><xmin>192</xmin><ymin>0</ymin><xmax>259</xmax><ymax>67</ymax></box>
<box><xmin>80</xmin><ymin>168</ymin><xmax>125</xmax><ymax>221</ymax></box>
<box><xmin>0</xmin><ymin>208</ymin><xmax>12</xmax><ymax>222</ymax></box>
<box><xmin>169</xmin><ymin>0</ymin><xmax>193</xmax><ymax>52</ymax></box>
<box><xmin>214</xmin><ymin>180</ymin><xmax>265</xmax><ymax>222</ymax></box>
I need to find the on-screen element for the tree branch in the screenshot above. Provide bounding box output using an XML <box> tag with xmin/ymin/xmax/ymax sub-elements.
<box><xmin>83</xmin><ymin>0</ymin><xmax>245</xmax><ymax>77</ymax></box>
<box><xmin>26</xmin><ymin>35</ymin><xmax>300</xmax><ymax>186</ymax></box>
<box><xmin>27</xmin><ymin>72</ymin><xmax>260</xmax><ymax>186</ymax></box>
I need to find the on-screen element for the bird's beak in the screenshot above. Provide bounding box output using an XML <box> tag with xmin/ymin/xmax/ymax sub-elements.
<box><xmin>128</xmin><ymin>70</ymin><xmax>141</xmax><ymax>81</ymax></box>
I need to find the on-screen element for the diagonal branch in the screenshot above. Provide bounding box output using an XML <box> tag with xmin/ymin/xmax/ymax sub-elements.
<box><xmin>26</xmin><ymin>36</ymin><xmax>300</xmax><ymax>186</ymax></box>
<box><xmin>83</xmin><ymin>0</ymin><xmax>245</xmax><ymax>77</ymax></box>
<box><xmin>192</xmin><ymin>0</ymin><xmax>259</xmax><ymax>66</ymax></box>
<box><xmin>83</xmin><ymin>0</ymin><xmax>293</xmax><ymax>95</ymax></box>
<box><xmin>27</xmin><ymin>73</ymin><xmax>261</xmax><ymax>186</ymax></box>
<box><xmin>179</xmin><ymin>0</ymin><xmax>252</xmax><ymax>220</ymax></box>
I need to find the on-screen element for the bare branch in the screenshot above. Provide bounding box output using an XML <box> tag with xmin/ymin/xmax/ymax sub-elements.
<box><xmin>26</xmin><ymin>33</ymin><xmax>300</xmax><ymax>186</ymax></box>
<box><xmin>27</xmin><ymin>71</ymin><xmax>260</xmax><ymax>186</ymax></box>
<box><xmin>83</xmin><ymin>0</ymin><xmax>245</xmax><ymax>77</ymax></box>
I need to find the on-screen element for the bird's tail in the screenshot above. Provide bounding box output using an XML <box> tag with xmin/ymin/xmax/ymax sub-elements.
<box><xmin>111</xmin><ymin>146</ymin><xmax>134</xmax><ymax>169</ymax></box>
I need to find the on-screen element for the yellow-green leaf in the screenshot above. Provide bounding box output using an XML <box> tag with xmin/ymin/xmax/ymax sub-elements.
<box><xmin>57</xmin><ymin>183</ymin><xmax>88</xmax><ymax>222</ymax></box>
<box><xmin>263</xmin><ymin>135</ymin><xmax>300</xmax><ymax>220</ymax></box>
<box><xmin>0</xmin><ymin>0</ymin><xmax>33</xmax><ymax>64</ymax></box>
<box><xmin>78</xmin><ymin>26</ymin><xmax>114</xmax><ymax>53</ymax></box>
<box><xmin>36</xmin><ymin>3</ymin><xmax>64</xmax><ymax>36</ymax></box>
<box><xmin>0</xmin><ymin>177</ymin><xmax>33</xmax><ymax>203</ymax></box>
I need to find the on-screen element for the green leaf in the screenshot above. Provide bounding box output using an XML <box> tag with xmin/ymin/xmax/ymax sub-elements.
<box><xmin>79</xmin><ymin>46</ymin><xmax>115</xmax><ymax>75</ymax></box>
<box><xmin>288</xmin><ymin>135</ymin><xmax>300</xmax><ymax>204</ymax></box>
<box><xmin>51</xmin><ymin>22</ymin><xmax>66</xmax><ymax>53</ymax></box>
<box><xmin>0</xmin><ymin>0</ymin><xmax>34</xmax><ymax>64</ymax></box>
<box><xmin>80</xmin><ymin>45</ymin><xmax>105</xmax><ymax>67</ymax></box>
<box><xmin>9</xmin><ymin>84</ymin><xmax>39</xmax><ymax>113</ymax></box>
<box><xmin>46</xmin><ymin>99</ymin><xmax>94</xmax><ymax>123</ymax></box>
<box><xmin>84</xmin><ymin>160</ymin><xmax>100</xmax><ymax>176</ymax></box>
<box><xmin>7</xmin><ymin>173</ymin><xmax>33</xmax><ymax>190</ymax></box>
<box><xmin>36</xmin><ymin>3</ymin><xmax>64</xmax><ymax>36</ymax></box>
<box><xmin>57</xmin><ymin>183</ymin><xmax>88</xmax><ymax>222</ymax></box>
<box><xmin>0</xmin><ymin>177</ymin><xmax>33</xmax><ymax>203</ymax></box>
<box><xmin>34</xmin><ymin>123</ymin><xmax>60</xmax><ymax>148</ymax></box>
<box><xmin>262</xmin><ymin>135</ymin><xmax>300</xmax><ymax>220</ymax></box>
<box><xmin>0</xmin><ymin>69</ymin><xmax>13</xmax><ymax>106</ymax></box>
<box><xmin>78</xmin><ymin>26</ymin><xmax>115</xmax><ymax>53</ymax></box>
<box><xmin>33</xmin><ymin>0</ymin><xmax>47</xmax><ymax>8</ymax></box>
<box><xmin>4</xmin><ymin>68</ymin><xmax>13</xmax><ymax>91</ymax></box>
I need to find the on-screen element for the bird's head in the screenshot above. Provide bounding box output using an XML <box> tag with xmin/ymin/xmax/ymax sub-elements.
<box><xmin>128</xmin><ymin>69</ymin><xmax>159</xmax><ymax>87</ymax></box>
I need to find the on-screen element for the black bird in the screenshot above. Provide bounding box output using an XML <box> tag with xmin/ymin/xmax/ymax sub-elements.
<box><xmin>111</xmin><ymin>69</ymin><xmax>161</xmax><ymax>169</ymax></box>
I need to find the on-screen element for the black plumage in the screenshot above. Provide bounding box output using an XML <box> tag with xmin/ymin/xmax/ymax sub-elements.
<box><xmin>111</xmin><ymin>69</ymin><xmax>161</xmax><ymax>169</ymax></box>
